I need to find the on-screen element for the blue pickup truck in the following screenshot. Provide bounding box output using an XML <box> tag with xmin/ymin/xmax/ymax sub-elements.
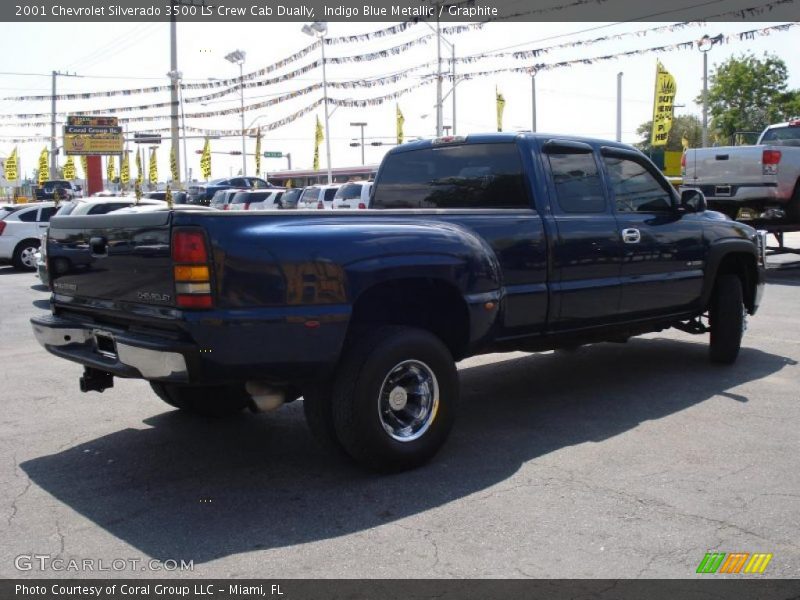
<box><xmin>31</xmin><ymin>133</ymin><xmax>766</xmax><ymax>471</ymax></box>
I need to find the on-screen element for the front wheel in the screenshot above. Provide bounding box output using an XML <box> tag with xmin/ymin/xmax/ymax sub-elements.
<box><xmin>12</xmin><ymin>239</ymin><xmax>40</xmax><ymax>271</ymax></box>
<box><xmin>331</xmin><ymin>326</ymin><xmax>458</xmax><ymax>472</ymax></box>
<box><xmin>709</xmin><ymin>274</ymin><xmax>745</xmax><ymax>364</ymax></box>
<box><xmin>150</xmin><ymin>382</ymin><xmax>250</xmax><ymax>417</ymax></box>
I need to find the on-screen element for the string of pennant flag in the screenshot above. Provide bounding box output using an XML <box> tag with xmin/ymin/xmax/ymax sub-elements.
<box><xmin>0</xmin><ymin>21</ymin><xmax>797</xmax><ymax>141</ymax></box>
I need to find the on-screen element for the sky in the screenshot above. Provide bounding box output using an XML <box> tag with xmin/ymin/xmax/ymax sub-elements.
<box><xmin>0</xmin><ymin>15</ymin><xmax>798</xmax><ymax>184</ymax></box>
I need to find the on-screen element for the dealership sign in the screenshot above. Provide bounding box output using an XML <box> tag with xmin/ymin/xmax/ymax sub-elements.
<box><xmin>63</xmin><ymin>115</ymin><xmax>124</xmax><ymax>155</ymax></box>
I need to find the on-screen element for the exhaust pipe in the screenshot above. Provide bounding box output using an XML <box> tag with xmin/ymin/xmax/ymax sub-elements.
<box><xmin>79</xmin><ymin>368</ymin><xmax>114</xmax><ymax>393</ymax></box>
<box><xmin>245</xmin><ymin>381</ymin><xmax>286</xmax><ymax>412</ymax></box>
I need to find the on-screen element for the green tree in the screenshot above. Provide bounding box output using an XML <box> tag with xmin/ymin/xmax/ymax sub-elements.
<box><xmin>635</xmin><ymin>114</ymin><xmax>703</xmax><ymax>152</ymax></box>
<box><xmin>698</xmin><ymin>53</ymin><xmax>800</xmax><ymax>143</ymax></box>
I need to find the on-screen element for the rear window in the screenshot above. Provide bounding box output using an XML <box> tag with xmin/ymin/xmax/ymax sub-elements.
<box><xmin>760</xmin><ymin>125</ymin><xmax>800</xmax><ymax>146</ymax></box>
<box><xmin>210</xmin><ymin>191</ymin><xmax>229</xmax><ymax>205</ymax></box>
<box><xmin>17</xmin><ymin>208</ymin><xmax>39</xmax><ymax>222</ymax></box>
<box><xmin>372</xmin><ymin>143</ymin><xmax>529</xmax><ymax>209</ymax></box>
<box><xmin>302</xmin><ymin>188</ymin><xmax>320</xmax><ymax>202</ymax></box>
<box><xmin>335</xmin><ymin>183</ymin><xmax>362</xmax><ymax>200</ymax></box>
<box><xmin>324</xmin><ymin>188</ymin><xmax>338</xmax><ymax>202</ymax></box>
<box><xmin>283</xmin><ymin>189</ymin><xmax>302</xmax><ymax>202</ymax></box>
<box><xmin>88</xmin><ymin>202</ymin><xmax>133</xmax><ymax>215</ymax></box>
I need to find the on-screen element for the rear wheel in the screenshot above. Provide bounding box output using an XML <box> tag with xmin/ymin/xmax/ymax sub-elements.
<box><xmin>12</xmin><ymin>239</ymin><xmax>40</xmax><ymax>271</ymax></box>
<box><xmin>330</xmin><ymin>326</ymin><xmax>458</xmax><ymax>472</ymax></box>
<box><xmin>150</xmin><ymin>382</ymin><xmax>250</xmax><ymax>417</ymax></box>
<box><xmin>709</xmin><ymin>274</ymin><xmax>745</xmax><ymax>364</ymax></box>
<box><xmin>786</xmin><ymin>181</ymin><xmax>800</xmax><ymax>223</ymax></box>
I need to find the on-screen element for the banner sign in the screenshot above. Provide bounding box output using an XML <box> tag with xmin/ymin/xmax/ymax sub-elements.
<box><xmin>64</xmin><ymin>132</ymin><xmax>124</xmax><ymax>155</ymax></box>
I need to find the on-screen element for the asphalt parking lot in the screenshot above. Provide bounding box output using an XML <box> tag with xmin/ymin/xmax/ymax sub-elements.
<box><xmin>1</xmin><ymin>237</ymin><xmax>799</xmax><ymax>579</ymax></box>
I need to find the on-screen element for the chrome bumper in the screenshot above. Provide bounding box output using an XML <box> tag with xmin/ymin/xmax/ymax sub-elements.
<box><xmin>31</xmin><ymin>314</ymin><xmax>189</xmax><ymax>381</ymax></box>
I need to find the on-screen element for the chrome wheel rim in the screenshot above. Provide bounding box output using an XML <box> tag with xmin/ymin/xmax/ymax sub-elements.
<box><xmin>378</xmin><ymin>360</ymin><xmax>439</xmax><ymax>442</ymax></box>
<box><xmin>20</xmin><ymin>247</ymin><xmax>37</xmax><ymax>268</ymax></box>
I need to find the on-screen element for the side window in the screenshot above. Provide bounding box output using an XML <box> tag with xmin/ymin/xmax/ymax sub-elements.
<box><xmin>39</xmin><ymin>207</ymin><xmax>58</xmax><ymax>221</ymax></box>
<box><xmin>372</xmin><ymin>143</ymin><xmax>529</xmax><ymax>209</ymax></box>
<box><xmin>324</xmin><ymin>188</ymin><xmax>337</xmax><ymax>202</ymax></box>
<box><xmin>546</xmin><ymin>152</ymin><xmax>606</xmax><ymax>213</ymax></box>
<box><xmin>18</xmin><ymin>209</ymin><xmax>38</xmax><ymax>222</ymax></box>
<box><xmin>603</xmin><ymin>156</ymin><xmax>673</xmax><ymax>213</ymax></box>
<box><xmin>230</xmin><ymin>178</ymin><xmax>246</xmax><ymax>187</ymax></box>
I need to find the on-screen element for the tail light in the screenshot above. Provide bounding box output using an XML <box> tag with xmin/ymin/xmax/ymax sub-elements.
<box><xmin>680</xmin><ymin>152</ymin><xmax>686</xmax><ymax>168</ymax></box>
<box><xmin>244</xmin><ymin>202</ymin><xmax>251</xmax><ymax>210</ymax></box>
<box><xmin>172</xmin><ymin>228</ymin><xmax>213</xmax><ymax>309</ymax></box>
<box><xmin>0</xmin><ymin>221</ymin><xmax>5</xmax><ymax>236</ymax></box>
<box><xmin>317</xmin><ymin>201</ymin><xmax>324</xmax><ymax>209</ymax></box>
<box><xmin>762</xmin><ymin>149</ymin><xmax>781</xmax><ymax>175</ymax></box>
<box><xmin>358</xmin><ymin>203</ymin><xmax>366</xmax><ymax>209</ymax></box>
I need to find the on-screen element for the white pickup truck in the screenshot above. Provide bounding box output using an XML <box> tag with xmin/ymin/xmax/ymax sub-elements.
<box><xmin>682</xmin><ymin>120</ymin><xmax>800</xmax><ymax>222</ymax></box>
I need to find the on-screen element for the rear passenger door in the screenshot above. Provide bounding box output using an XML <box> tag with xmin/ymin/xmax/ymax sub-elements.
<box><xmin>600</xmin><ymin>147</ymin><xmax>705</xmax><ymax>316</ymax></box>
<box><xmin>542</xmin><ymin>140</ymin><xmax>623</xmax><ymax>329</ymax></box>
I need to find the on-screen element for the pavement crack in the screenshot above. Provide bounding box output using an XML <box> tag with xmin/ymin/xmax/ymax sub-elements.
<box><xmin>6</xmin><ymin>452</ymin><xmax>32</xmax><ymax>527</ymax></box>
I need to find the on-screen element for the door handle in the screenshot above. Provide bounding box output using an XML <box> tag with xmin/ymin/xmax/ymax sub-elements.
<box><xmin>621</xmin><ymin>228</ymin><xmax>641</xmax><ymax>244</ymax></box>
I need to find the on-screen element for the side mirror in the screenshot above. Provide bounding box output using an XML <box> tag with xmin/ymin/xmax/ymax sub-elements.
<box><xmin>680</xmin><ymin>188</ymin><xmax>706</xmax><ymax>213</ymax></box>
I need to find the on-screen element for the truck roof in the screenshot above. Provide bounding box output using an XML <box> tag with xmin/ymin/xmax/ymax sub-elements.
<box><xmin>387</xmin><ymin>132</ymin><xmax>638</xmax><ymax>155</ymax></box>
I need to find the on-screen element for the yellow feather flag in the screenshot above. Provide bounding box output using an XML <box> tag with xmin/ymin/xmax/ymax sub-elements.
<box><xmin>120</xmin><ymin>151</ymin><xmax>130</xmax><ymax>187</ymax></box>
<box><xmin>165</xmin><ymin>185</ymin><xmax>173</xmax><ymax>208</ymax></box>
<box><xmin>4</xmin><ymin>147</ymin><xmax>18</xmax><ymax>181</ymax></box>
<box><xmin>313</xmin><ymin>115</ymin><xmax>323</xmax><ymax>171</ymax></box>
<box><xmin>38</xmin><ymin>147</ymin><xmax>49</xmax><ymax>185</ymax></box>
<box><xmin>170</xmin><ymin>145</ymin><xmax>179</xmax><ymax>184</ymax></box>
<box><xmin>106</xmin><ymin>155</ymin><xmax>115</xmax><ymax>183</ymax></box>
<box><xmin>396</xmin><ymin>105</ymin><xmax>405</xmax><ymax>145</ymax></box>
<box><xmin>63</xmin><ymin>156</ymin><xmax>76</xmax><ymax>181</ymax></box>
<box><xmin>255</xmin><ymin>129</ymin><xmax>262</xmax><ymax>176</ymax></box>
<box><xmin>651</xmin><ymin>61</ymin><xmax>677</xmax><ymax>147</ymax></box>
<box><xmin>496</xmin><ymin>87</ymin><xmax>506</xmax><ymax>133</ymax></box>
<box><xmin>148</xmin><ymin>148</ymin><xmax>158</xmax><ymax>185</ymax></box>
<box><xmin>135</xmin><ymin>149</ymin><xmax>143</xmax><ymax>185</ymax></box>
<box><xmin>200</xmin><ymin>137</ymin><xmax>211</xmax><ymax>180</ymax></box>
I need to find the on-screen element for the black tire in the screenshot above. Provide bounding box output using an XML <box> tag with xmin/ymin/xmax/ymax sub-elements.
<box><xmin>12</xmin><ymin>239</ymin><xmax>40</xmax><ymax>271</ymax></box>
<box><xmin>331</xmin><ymin>326</ymin><xmax>458</xmax><ymax>472</ymax></box>
<box><xmin>709</xmin><ymin>274</ymin><xmax>745</xmax><ymax>364</ymax></box>
<box><xmin>149</xmin><ymin>382</ymin><xmax>250</xmax><ymax>417</ymax></box>
<box><xmin>302</xmin><ymin>384</ymin><xmax>347</xmax><ymax>456</ymax></box>
<box><xmin>786</xmin><ymin>181</ymin><xmax>800</xmax><ymax>223</ymax></box>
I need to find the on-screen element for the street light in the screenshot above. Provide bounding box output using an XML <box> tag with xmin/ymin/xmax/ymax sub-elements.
<box><xmin>225</xmin><ymin>49</ymin><xmax>247</xmax><ymax>176</ymax></box>
<box><xmin>698</xmin><ymin>35</ymin><xmax>713</xmax><ymax>148</ymax></box>
<box><xmin>350</xmin><ymin>122</ymin><xmax>367</xmax><ymax>165</ymax></box>
<box><xmin>302</xmin><ymin>21</ymin><xmax>333</xmax><ymax>185</ymax></box>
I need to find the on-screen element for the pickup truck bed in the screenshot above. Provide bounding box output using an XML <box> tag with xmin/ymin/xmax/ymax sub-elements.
<box><xmin>32</xmin><ymin>133</ymin><xmax>767</xmax><ymax>471</ymax></box>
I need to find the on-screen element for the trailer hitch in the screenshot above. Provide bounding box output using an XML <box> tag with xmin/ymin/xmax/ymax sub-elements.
<box><xmin>79</xmin><ymin>367</ymin><xmax>114</xmax><ymax>393</ymax></box>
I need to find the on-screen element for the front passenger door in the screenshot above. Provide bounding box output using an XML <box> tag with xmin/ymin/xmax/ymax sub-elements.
<box><xmin>601</xmin><ymin>148</ymin><xmax>705</xmax><ymax>316</ymax></box>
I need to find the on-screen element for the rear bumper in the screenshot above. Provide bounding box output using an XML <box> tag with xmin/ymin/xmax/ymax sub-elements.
<box><xmin>31</xmin><ymin>314</ymin><xmax>190</xmax><ymax>382</ymax></box>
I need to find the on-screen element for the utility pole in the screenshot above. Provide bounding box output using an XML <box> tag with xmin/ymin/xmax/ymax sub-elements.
<box><xmin>351</xmin><ymin>122</ymin><xmax>367</xmax><ymax>165</ymax></box>
<box><xmin>50</xmin><ymin>71</ymin><xmax>79</xmax><ymax>179</ymax></box>
<box><xmin>616</xmin><ymin>72</ymin><xmax>623</xmax><ymax>142</ymax></box>
<box><xmin>169</xmin><ymin>16</ymin><xmax>181</xmax><ymax>186</ymax></box>
<box><xmin>699</xmin><ymin>37</ymin><xmax>713</xmax><ymax>148</ymax></box>
<box><xmin>435</xmin><ymin>11</ymin><xmax>443</xmax><ymax>137</ymax></box>
<box><xmin>451</xmin><ymin>44</ymin><xmax>456</xmax><ymax>135</ymax></box>
<box><xmin>531</xmin><ymin>72</ymin><xmax>537</xmax><ymax>132</ymax></box>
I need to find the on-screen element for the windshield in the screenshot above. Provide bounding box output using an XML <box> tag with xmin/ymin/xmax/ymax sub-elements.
<box><xmin>761</xmin><ymin>125</ymin><xmax>800</xmax><ymax>146</ymax></box>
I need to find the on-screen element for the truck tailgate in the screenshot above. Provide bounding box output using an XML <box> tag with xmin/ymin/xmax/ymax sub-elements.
<box><xmin>47</xmin><ymin>211</ymin><xmax>175</xmax><ymax>308</ymax></box>
<box><xmin>684</xmin><ymin>146</ymin><xmax>769</xmax><ymax>187</ymax></box>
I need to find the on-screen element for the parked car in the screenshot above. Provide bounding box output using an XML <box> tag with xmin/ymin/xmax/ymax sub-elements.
<box><xmin>0</xmin><ymin>202</ymin><xmax>57</xmax><ymax>270</ymax></box>
<box><xmin>682</xmin><ymin>120</ymin><xmax>800</xmax><ymax>221</ymax></box>
<box><xmin>55</xmin><ymin>198</ymin><xmax>163</xmax><ymax>217</ymax></box>
<box><xmin>296</xmin><ymin>184</ymin><xmax>340</xmax><ymax>209</ymax></box>
<box><xmin>31</xmin><ymin>133</ymin><xmax>766</xmax><ymax>472</ymax></box>
<box><xmin>144</xmin><ymin>191</ymin><xmax>188</xmax><ymax>204</ymax></box>
<box><xmin>187</xmin><ymin>177</ymin><xmax>271</xmax><ymax>205</ymax></box>
<box><xmin>279</xmin><ymin>188</ymin><xmax>303</xmax><ymax>209</ymax></box>
<box><xmin>34</xmin><ymin>180</ymin><xmax>77</xmax><ymax>201</ymax></box>
<box><xmin>228</xmin><ymin>189</ymin><xmax>286</xmax><ymax>211</ymax></box>
<box><xmin>209</xmin><ymin>189</ymin><xmax>246</xmax><ymax>211</ymax></box>
<box><xmin>332</xmin><ymin>181</ymin><xmax>373</xmax><ymax>209</ymax></box>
